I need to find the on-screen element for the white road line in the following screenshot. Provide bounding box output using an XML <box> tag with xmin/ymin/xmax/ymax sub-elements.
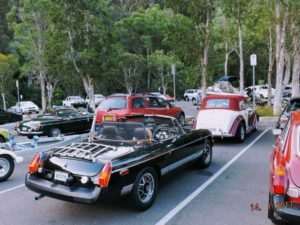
<box><xmin>0</xmin><ymin>184</ymin><xmax>25</xmax><ymax>194</ymax></box>
<box><xmin>155</xmin><ymin>129</ymin><xmax>270</xmax><ymax>225</ymax></box>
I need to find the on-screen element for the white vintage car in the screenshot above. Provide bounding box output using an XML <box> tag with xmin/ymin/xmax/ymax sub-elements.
<box><xmin>0</xmin><ymin>148</ymin><xmax>23</xmax><ymax>181</ymax></box>
<box><xmin>62</xmin><ymin>96</ymin><xmax>86</xmax><ymax>108</ymax></box>
<box><xmin>195</xmin><ymin>94</ymin><xmax>259</xmax><ymax>142</ymax></box>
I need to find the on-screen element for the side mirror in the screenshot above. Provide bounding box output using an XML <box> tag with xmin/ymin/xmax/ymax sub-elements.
<box><xmin>272</xmin><ymin>128</ymin><xmax>282</xmax><ymax>136</ymax></box>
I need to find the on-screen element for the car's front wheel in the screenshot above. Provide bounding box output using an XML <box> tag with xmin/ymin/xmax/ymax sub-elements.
<box><xmin>0</xmin><ymin>155</ymin><xmax>14</xmax><ymax>182</ymax></box>
<box><xmin>198</xmin><ymin>140</ymin><xmax>213</xmax><ymax>168</ymax></box>
<box><xmin>184</xmin><ymin>96</ymin><xmax>189</xmax><ymax>101</ymax></box>
<box><xmin>235</xmin><ymin>123</ymin><xmax>246</xmax><ymax>143</ymax></box>
<box><xmin>192</xmin><ymin>98</ymin><xmax>197</xmax><ymax>105</ymax></box>
<box><xmin>50</xmin><ymin>128</ymin><xmax>61</xmax><ymax>137</ymax></box>
<box><xmin>131</xmin><ymin>167</ymin><xmax>158</xmax><ymax>211</ymax></box>
<box><xmin>177</xmin><ymin>113</ymin><xmax>185</xmax><ymax>127</ymax></box>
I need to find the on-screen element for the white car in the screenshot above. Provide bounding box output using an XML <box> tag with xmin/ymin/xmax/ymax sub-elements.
<box><xmin>86</xmin><ymin>94</ymin><xmax>105</xmax><ymax>107</ymax></box>
<box><xmin>62</xmin><ymin>96</ymin><xmax>86</xmax><ymax>108</ymax></box>
<box><xmin>10</xmin><ymin>101</ymin><xmax>39</xmax><ymax>114</ymax></box>
<box><xmin>0</xmin><ymin>148</ymin><xmax>23</xmax><ymax>182</ymax></box>
<box><xmin>195</xmin><ymin>94</ymin><xmax>259</xmax><ymax>142</ymax></box>
<box><xmin>184</xmin><ymin>89</ymin><xmax>201</xmax><ymax>104</ymax></box>
<box><xmin>245</xmin><ymin>85</ymin><xmax>274</xmax><ymax>99</ymax></box>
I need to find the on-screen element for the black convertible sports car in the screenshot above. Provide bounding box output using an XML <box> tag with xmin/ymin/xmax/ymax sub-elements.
<box><xmin>25</xmin><ymin>115</ymin><xmax>213</xmax><ymax>210</ymax></box>
<box><xmin>0</xmin><ymin>109</ymin><xmax>22</xmax><ymax>125</ymax></box>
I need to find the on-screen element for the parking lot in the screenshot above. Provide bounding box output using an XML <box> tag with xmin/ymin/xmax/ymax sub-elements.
<box><xmin>0</xmin><ymin>101</ymin><xmax>276</xmax><ymax>225</ymax></box>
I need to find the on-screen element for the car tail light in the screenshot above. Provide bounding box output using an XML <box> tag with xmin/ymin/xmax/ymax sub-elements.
<box><xmin>98</xmin><ymin>161</ymin><xmax>112</xmax><ymax>187</ymax></box>
<box><xmin>273</xmin><ymin>165</ymin><xmax>288</xmax><ymax>195</ymax></box>
<box><xmin>28</xmin><ymin>152</ymin><xmax>42</xmax><ymax>174</ymax></box>
<box><xmin>280</xmin><ymin>115</ymin><xmax>288</xmax><ymax>126</ymax></box>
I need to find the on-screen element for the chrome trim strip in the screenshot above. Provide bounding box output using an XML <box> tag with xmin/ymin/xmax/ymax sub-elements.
<box><xmin>160</xmin><ymin>150</ymin><xmax>203</xmax><ymax>176</ymax></box>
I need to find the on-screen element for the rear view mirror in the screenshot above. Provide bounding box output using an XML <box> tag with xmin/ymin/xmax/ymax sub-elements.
<box><xmin>272</xmin><ymin>129</ymin><xmax>282</xmax><ymax>136</ymax></box>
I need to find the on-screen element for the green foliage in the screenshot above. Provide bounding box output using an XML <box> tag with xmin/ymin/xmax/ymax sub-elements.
<box><xmin>256</xmin><ymin>106</ymin><xmax>274</xmax><ymax>117</ymax></box>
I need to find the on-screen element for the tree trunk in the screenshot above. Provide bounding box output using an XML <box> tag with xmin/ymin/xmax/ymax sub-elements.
<box><xmin>40</xmin><ymin>74</ymin><xmax>46</xmax><ymax>113</ymax></box>
<box><xmin>291</xmin><ymin>19</ymin><xmax>300</xmax><ymax>97</ymax></box>
<box><xmin>274</xmin><ymin>7</ymin><xmax>288</xmax><ymax>115</ymax></box>
<box><xmin>46</xmin><ymin>82</ymin><xmax>55</xmax><ymax>108</ymax></box>
<box><xmin>82</xmin><ymin>74</ymin><xmax>95</xmax><ymax>109</ymax></box>
<box><xmin>238</xmin><ymin>16</ymin><xmax>244</xmax><ymax>92</ymax></box>
<box><xmin>267</xmin><ymin>26</ymin><xmax>274</xmax><ymax>106</ymax></box>
<box><xmin>200</xmin><ymin>0</ymin><xmax>212</xmax><ymax>98</ymax></box>
<box><xmin>1</xmin><ymin>93</ymin><xmax>6</xmax><ymax>110</ymax></box>
<box><xmin>146</xmin><ymin>45</ymin><xmax>150</xmax><ymax>92</ymax></box>
<box><xmin>224</xmin><ymin>40</ymin><xmax>228</xmax><ymax>76</ymax></box>
<box><xmin>282</xmin><ymin>52</ymin><xmax>291</xmax><ymax>90</ymax></box>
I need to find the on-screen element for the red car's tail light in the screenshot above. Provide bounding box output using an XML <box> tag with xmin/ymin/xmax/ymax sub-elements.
<box><xmin>98</xmin><ymin>161</ymin><xmax>112</xmax><ymax>187</ymax></box>
<box><xmin>28</xmin><ymin>152</ymin><xmax>42</xmax><ymax>174</ymax></box>
<box><xmin>273</xmin><ymin>165</ymin><xmax>288</xmax><ymax>195</ymax></box>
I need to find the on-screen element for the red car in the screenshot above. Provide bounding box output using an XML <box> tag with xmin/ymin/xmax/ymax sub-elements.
<box><xmin>269</xmin><ymin>111</ymin><xmax>300</xmax><ymax>224</ymax></box>
<box><xmin>96</xmin><ymin>94</ymin><xmax>185</xmax><ymax>126</ymax></box>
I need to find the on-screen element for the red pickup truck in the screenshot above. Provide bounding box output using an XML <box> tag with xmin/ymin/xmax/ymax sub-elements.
<box><xmin>96</xmin><ymin>94</ymin><xmax>185</xmax><ymax>126</ymax></box>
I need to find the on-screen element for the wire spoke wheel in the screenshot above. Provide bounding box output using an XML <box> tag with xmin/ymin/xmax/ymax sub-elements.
<box><xmin>0</xmin><ymin>157</ymin><xmax>10</xmax><ymax>178</ymax></box>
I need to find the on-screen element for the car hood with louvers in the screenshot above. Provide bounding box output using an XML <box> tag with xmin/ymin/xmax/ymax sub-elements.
<box><xmin>43</xmin><ymin>142</ymin><xmax>135</xmax><ymax>176</ymax></box>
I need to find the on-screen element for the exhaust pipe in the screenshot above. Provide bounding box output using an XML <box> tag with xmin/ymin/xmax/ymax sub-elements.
<box><xmin>35</xmin><ymin>194</ymin><xmax>45</xmax><ymax>201</ymax></box>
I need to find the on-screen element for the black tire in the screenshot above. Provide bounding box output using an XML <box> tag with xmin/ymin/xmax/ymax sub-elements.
<box><xmin>131</xmin><ymin>167</ymin><xmax>158</xmax><ymax>211</ymax></box>
<box><xmin>253</xmin><ymin>117</ymin><xmax>259</xmax><ymax>132</ymax></box>
<box><xmin>177</xmin><ymin>113</ymin><xmax>185</xmax><ymax>127</ymax></box>
<box><xmin>27</xmin><ymin>135</ymin><xmax>34</xmax><ymax>139</ymax></box>
<box><xmin>0</xmin><ymin>136</ymin><xmax>6</xmax><ymax>143</ymax></box>
<box><xmin>192</xmin><ymin>98</ymin><xmax>196</xmax><ymax>105</ymax></box>
<box><xmin>235</xmin><ymin>123</ymin><xmax>246</xmax><ymax>143</ymax></box>
<box><xmin>184</xmin><ymin>96</ymin><xmax>189</xmax><ymax>101</ymax></box>
<box><xmin>198</xmin><ymin>140</ymin><xmax>213</xmax><ymax>168</ymax></box>
<box><xmin>0</xmin><ymin>155</ymin><xmax>14</xmax><ymax>182</ymax></box>
<box><xmin>49</xmin><ymin>128</ymin><xmax>61</xmax><ymax>137</ymax></box>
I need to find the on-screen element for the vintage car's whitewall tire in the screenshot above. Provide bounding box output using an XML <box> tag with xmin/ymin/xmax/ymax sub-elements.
<box><xmin>235</xmin><ymin>123</ymin><xmax>246</xmax><ymax>143</ymax></box>
<box><xmin>131</xmin><ymin>167</ymin><xmax>158</xmax><ymax>211</ymax></box>
<box><xmin>50</xmin><ymin>128</ymin><xmax>61</xmax><ymax>137</ymax></box>
<box><xmin>184</xmin><ymin>96</ymin><xmax>189</xmax><ymax>101</ymax></box>
<box><xmin>199</xmin><ymin>140</ymin><xmax>213</xmax><ymax>169</ymax></box>
<box><xmin>0</xmin><ymin>155</ymin><xmax>14</xmax><ymax>182</ymax></box>
<box><xmin>253</xmin><ymin>117</ymin><xmax>259</xmax><ymax>132</ymax></box>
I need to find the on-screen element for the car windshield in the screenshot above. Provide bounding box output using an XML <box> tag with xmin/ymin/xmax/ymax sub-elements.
<box><xmin>286</xmin><ymin>101</ymin><xmax>300</xmax><ymax>113</ymax></box>
<box><xmin>94</xmin><ymin>122</ymin><xmax>147</xmax><ymax>141</ymax></box>
<box><xmin>95</xmin><ymin>95</ymin><xmax>104</xmax><ymax>99</ymax></box>
<box><xmin>98</xmin><ymin>97</ymin><xmax>127</xmax><ymax>110</ymax></box>
<box><xmin>19</xmin><ymin>101</ymin><xmax>35</xmax><ymax>107</ymax></box>
<box><xmin>56</xmin><ymin>108</ymin><xmax>77</xmax><ymax>117</ymax></box>
<box><xmin>206</xmin><ymin>99</ymin><xmax>230</xmax><ymax>108</ymax></box>
<box><xmin>261</xmin><ymin>86</ymin><xmax>268</xmax><ymax>89</ymax></box>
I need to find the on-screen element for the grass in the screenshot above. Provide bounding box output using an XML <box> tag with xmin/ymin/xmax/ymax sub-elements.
<box><xmin>255</xmin><ymin>106</ymin><xmax>275</xmax><ymax>117</ymax></box>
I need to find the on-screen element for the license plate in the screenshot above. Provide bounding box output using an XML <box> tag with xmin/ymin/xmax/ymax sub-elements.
<box><xmin>54</xmin><ymin>171</ymin><xmax>68</xmax><ymax>182</ymax></box>
<box><xmin>103</xmin><ymin>115</ymin><xmax>115</xmax><ymax>121</ymax></box>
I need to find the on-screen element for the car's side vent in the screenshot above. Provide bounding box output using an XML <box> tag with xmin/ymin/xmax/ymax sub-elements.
<box><xmin>53</xmin><ymin>142</ymin><xmax>116</xmax><ymax>162</ymax></box>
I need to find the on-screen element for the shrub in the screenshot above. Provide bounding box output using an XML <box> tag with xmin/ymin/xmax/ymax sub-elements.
<box><xmin>256</xmin><ymin>106</ymin><xmax>275</xmax><ymax>117</ymax></box>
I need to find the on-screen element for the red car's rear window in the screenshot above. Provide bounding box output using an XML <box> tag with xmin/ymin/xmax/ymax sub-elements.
<box><xmin>98</xmin><ymin>97</ymin><xmax>127</xmax><ymax>110</ymax></box>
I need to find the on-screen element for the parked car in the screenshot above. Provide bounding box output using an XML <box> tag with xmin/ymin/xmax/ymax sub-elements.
<box><xmin>0</xmin><ymin>128</ymin><xmax>10</xmax><ymax>143</ymax></box>
<box><xmin>194</xmin><ymin>94</ymin><xmax>259</xmax><ymax>142</ymax></box>
<box><xmin>245</xmin><ymin>85</ymin><xmax>274</xmax><ymax>99</ymax></box>
<box><xmin>96</xmin><ymin>94</ymin><xmax>185</xmax><ymax>126</ymax></box>
<box><xmin>268</xmin><ymin>111</ymin><xmax>300</xmax><ymax>224</ymax></box>
<box><xmin>62</xmin><ymin>96</ymin><xmax>86</xmax><ymax>108</ymax></box>
<box><xmin>17</xmin><ymin>108</ymin><xmax>93</xmax><ymax>138</ymax></box>
<box><xmin>10</xmin><ymin>101</ymin><xmax>39</xmax><ymax>114</ymax></box>
<box><xmin>25</xmin><ymin>114</ymin><xmax>213</xmax><ymax>210</ymax></box>
<box><xmin>283</xmin><ymin>85</ymin><xmax>292</xmax><ymax>98</ymax></box>
<box><xmin>0</xmin><ymin>148</ymin><xmax>23</xmax><ymax>182</ymax></box>
<box><xmin>276</xmin><ymin>97</ymin><xmax>300</xmax><ymax>129</ymax></box>
<box><xmin>86</xmin><ymin>94</ymin><xmax>105</xmax><ymax>107</ymax></box>
<box><xmin>183</xmin><ymin>89</ymin><xmax>201</xmax><ymax>103</ymax></box>
<box><xmin>0</xmin><ymin>109</ymin><xmax>22</xmax><ymax>125</ymax></box>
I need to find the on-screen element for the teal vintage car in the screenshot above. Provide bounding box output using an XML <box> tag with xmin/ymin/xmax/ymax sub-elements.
<box><xmin>17</xmin><ymin>108</ymin><xmax>93</xmax><ymax>138</ymax></box>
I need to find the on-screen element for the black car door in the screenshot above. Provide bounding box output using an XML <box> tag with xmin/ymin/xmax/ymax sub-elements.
<box><xmin>0</xmin><ymin>109</ymin><xmax>9</xmax><ymax>125</ymax></box>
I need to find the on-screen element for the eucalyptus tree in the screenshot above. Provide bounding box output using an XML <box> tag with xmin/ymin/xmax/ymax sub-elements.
<box><xmin>7</xmin><ymin>0</ymin><xmax>53</xmax><ymax>112</ymax></box>
<box><xmin>52</xmin><ymin>0</ymin><xmax>114</xmax><ymax>109</ymax></box>
<box><xmin>0</xmin><ymin>54</ymin><xmax>19</xmax><ymax>109</ymax></box>
<box><xmin>165</xmin><ymin>0</ymin><xmax>214</xmax><ymax>97</ymax></box>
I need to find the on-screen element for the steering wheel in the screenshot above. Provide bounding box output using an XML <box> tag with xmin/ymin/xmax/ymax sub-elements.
<box><xmin>153</xmin><ymin>127</ymin><xmax>171</xmax><ymax>141</ymax></box>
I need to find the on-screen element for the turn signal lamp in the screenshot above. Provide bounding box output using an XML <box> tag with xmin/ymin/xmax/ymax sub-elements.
<box><xmin>98</xmin><ymin>162</ymin><xmax>112</xmax><ymax>187</ymax></box>
<box><xmin>28</xmin><ymin>152</ymin><xmax>42</xmax><ymax>174</ymax></box>
<box><xmin>273</xmin><ymin>165</ymin><xmax>287</xmax><ymax>195</ymax></box>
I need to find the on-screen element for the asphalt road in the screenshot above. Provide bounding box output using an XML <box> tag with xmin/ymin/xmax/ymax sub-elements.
<box><xmin>0</xmin><ymin>101</ymin><xmax>276</xmax><ymax>225</ymax></box>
